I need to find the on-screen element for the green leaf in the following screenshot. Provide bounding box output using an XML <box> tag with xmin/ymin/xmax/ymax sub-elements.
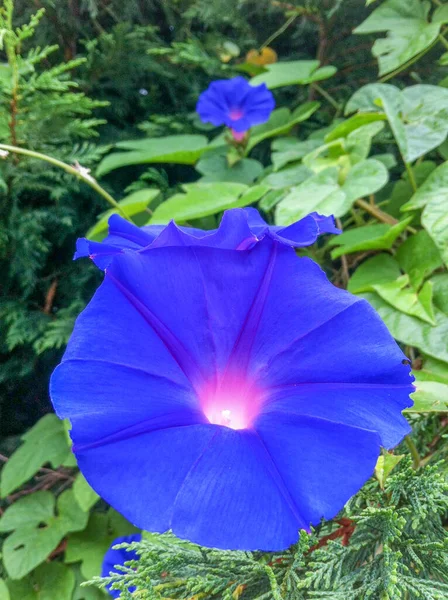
<box><xmin>325</xmin><ymin>113</ymin><xmax>387</xmax><ymax>143</ymax></box>
<box><xmin>96</xmin><ymin>135</ymin><xmax>210</xmax><ymax>176</ymax></box>
<box><xmin>408</xmin><ymin>379</ymin><xmax>448</xmax><ymax>412</ymax></box>
<box><xmin>371</xmin><ymin>275</ymin><xmax>435</xmax><ymax>325</ymax></box>
<box><xmin>0</xmin><ymin>579</ymin><xmax>10</xmax><ymax>600</ymax></box>
<box><xmin>72</xmin><ymin>474</ymin><xmax>99</xmax><ymax>512</ymax></box>
<box><xmin>262</xmin><ymin>164</ymin><xmax>311</xmax><ymax>189</ymax></box>
<box><xmin>258</xmin><ymin>189</ymin><xmax>285</xmax><ymax>212</ymax></box>
<box><xmin>86</xmin><ymin>189</ymin><xmax>160</xmax><ymax>242</ymax></box>
<box><xmin>396</xmin><ymin>230</ymin><xmax>443</xmax><ymax>289</ymax></box>
<box><xmin>275</xmin><ymin>160</ymin><xmax>388</xmax><ymax>225</ymax></box>
<box><xmin>346</xmin><ymin>83</ymin><xmax>406</xmax><ymax>156</ymax></box>
<box><xmin>401</xmin><ymin>85</ymin><xmax>448</xmax><ymax>162</ymax></box>
<box><xmin>375</xmin><ymin>454</ymin><xmax>404</xmax><ymax>489</ymax></box>
<box><xmin>385</xmin><ymin>161</ymin><xmax>437</xmax><ymax>217</ymax></box>
<box><xmin>250</xmin><ymin>60</ymin><xmax>336</xmax><ymax>89</ymax></box>
<box><xmin>346</xmin><ymin>84</ymin><xmax>448</xmax><ymax>162</ymax></box>
<box><xmin>348</xmin><ymin>254</ymin><xmax>402</xmax><ymax>294</ymax></box>
<box><xmin>271</xmin><ymin>138</ymin><xmax>321</xmax><ymax>171</ymax></box>
<box><xmin>0</xmin><ymin>490</ymin><xmax>88</xmax><ymax>579</ymax></box>
<box><xmin>0</xmin><ymin>414</ymin><xmax>71</xmax><ymax>498</ymax></box>
<box><xmin>431</xmin><ymin>273</ymin><xmax>448</xmax><ymax>314</ymax></box>
<box><xmin>328</xmin><ymin>219</ymin><xmax>411</xmax><ymax>259</ymax></box>
<box><xmin>247</xmin><ymin>102</ymin><xmax>320</xmax><ymax>151</ymax></box>
<box><xmin>150</xmin><ymin>182</ymin><xmax>258</xmax><ymax>223</ymax></box>
<box><xmin>401</xmin><ymin>161</ymin><xmax>448</xmax><ymax>266</ymax></box>
<box><xmin>6</xmin><ymin>563</ymin><xmax>75</xmax><ymax>600</ymax></box>
<box><xmin>71</xmin><ymin>566</ymin><xmax>104</xmax><ymax>600</ymax></box>
<box><xmin>354</xmin><ymin>0</ymin><xmax>441</xmax><ymax>76</ymax></box>
<box><xmin>433</xmin><ymin>4</ymin><xmax>448</xmax><ymax>24</ymax></box>
<box><xmin>196</xmin><ymin>154</ymin><xmax>263</xmax><ymax>184</ymax></box>
<box><xmin>65</xmin><ymin>510</ymin><xmax>139</xmax><ymax>580</ymax></box>
<box><xmin>361</xmin><ymin>292</ymin><xmax>448</xmax><ymax>363</ymax></box>
<box><xmin>415</xmin><ymin>356</ymin><xmax>448</xmax><ymax>383</ymax></box>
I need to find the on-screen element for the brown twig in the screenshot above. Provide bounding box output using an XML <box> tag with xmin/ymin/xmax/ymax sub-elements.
<box><xmin>43</xmin><ymin>280</ymin><xmax>58</xmax><ymax>314</ymax></box>
<box><xmin>310</xmin><ymin>518</ymin><xmax>356</xmax><ymax>552</ymax></box>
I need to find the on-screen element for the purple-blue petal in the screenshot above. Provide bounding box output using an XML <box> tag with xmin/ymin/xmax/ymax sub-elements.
<box><xmin>196</xmin><ymin>77</ymin><xmax>275</xmax><ymax>130</ymax></box>
<box><xmin>52</xmin><ymin>239</ymin><xmax>413</xmax><ymax>550</ymax></box>
<box><xmin>101</xmin><ymin>533</ymin><xmax>142</xmax><ymax>599</ymax></box>
<box><xmin>75</xmin><ymin>208</ymin><xmax>340</xmax><ymax>269</ymax></box>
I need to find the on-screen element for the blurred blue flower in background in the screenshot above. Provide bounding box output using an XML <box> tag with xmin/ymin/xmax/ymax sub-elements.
<box><xmin>101</xmin><ymin>533</ymin><xmax>142</xmax><ymax>598</ymax></box>
<box><xmin>51</xmin><ymin>233</ymin><xmax>413</xmax><ymax>551</ymax></box>
<box><xmin>196</xmin><ymin>76</ymin><xmax>275</xmax><ymax>138</ymax></box>
<box><xmin>74</xmin><ymin>207</ymin><xmax>340</xmax><ymax>269</ymax></box>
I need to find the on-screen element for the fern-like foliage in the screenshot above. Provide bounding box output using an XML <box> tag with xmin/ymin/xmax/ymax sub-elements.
<box><xmin>92</xmin><ymin>460</ymin><xmax>448</xmax><ymax>600</ymax></box>
<box><xmin>0</xmin><ymin>0</ymin><xmax>105</xmax><ymax>415</ymax></box>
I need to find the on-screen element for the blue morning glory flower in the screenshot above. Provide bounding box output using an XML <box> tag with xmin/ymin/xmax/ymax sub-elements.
<box><xmin>51</xmin><ymin>238</ymin><xmax>413</xmax><ymax>551</ymax></box>
<box><xmin>101</xmin><ymin>533</ymin><xmax>142</xmax><ymax>598</ymax></box>
<box><xmin>75</xmin><ymin>208</ymin><xmax>340</xmax><ymax>269</ymax></box>
<box><xmin>196</xmin><ymin>77</ymin><xmax>275</xmax><ymax>137</ymax></box>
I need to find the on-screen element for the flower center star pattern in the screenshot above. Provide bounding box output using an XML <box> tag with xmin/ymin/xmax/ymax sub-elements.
<box><xmin>51</xmin><ymin>210</ymin><xmax>413</xmax><ymax>552</ymax></box>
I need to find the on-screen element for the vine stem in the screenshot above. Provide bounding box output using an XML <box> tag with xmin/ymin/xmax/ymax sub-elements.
<box><xmin>312</xmin><ymin>83</ymin><xmax>341</xmax><ymax>111</ymax></box>
<box><xmin>259</xmin><ymin>14</ymin><xmax>297</xmax><ymax>51</ymax></box>
<box><xmin>405</xmin><ymin>436</ymin><xmax>421</xmax><ymax>469</ymax></box>
<box><xmin>355</xmin><ymin>198</ymin><xmax>417</xmax><ymax>234</ymax></box>
<box><xmin>0</xmin><ymin>143</ymin><xmax>129</xmax><ymax>220</ymax></box>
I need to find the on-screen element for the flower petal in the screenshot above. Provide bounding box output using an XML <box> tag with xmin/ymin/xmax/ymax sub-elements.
<box><xmin>77</xmin><ymin>424</ymin><xmax>218</xmax><ymax>534</ymax></box>
<box><xmin>254</xmin><ymin>411</ymin><xmax>381</xmax><ymax>526</ymax></box>
<box><xmin>171</xmin><ymin>426</ymin><xmax>303</xmax><ymax>550</ymax></box>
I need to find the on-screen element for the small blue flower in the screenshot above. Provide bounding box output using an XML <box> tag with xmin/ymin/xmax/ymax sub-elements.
<box><xmin>101</xmin><ymin>534</ymin><xmax>142</xmax><ymax>598</ymax></box>
<box><xmin>74</xmin><ymin>208</ymin><xmax>340</xmax><ymax>269</ymax></box>
<box><xmin>196</xmin><ymin>77</ymin><xmax>275</xmax><ymax>135</ymax></box>
<box><xmin>51</xmin><ymin>236</ymin><xmax>413</xmax><ymax>551</ymax></box>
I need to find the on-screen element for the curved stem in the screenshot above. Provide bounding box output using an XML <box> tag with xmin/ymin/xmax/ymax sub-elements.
<box><xmin>0</xmin><ymin>143</ymin><xmax>129</xmax><ymax>220</ymax></box>
<box><xmin>405</xmin><ymin>435</ymin><xmax>420</xmax><ymax>469</ymax></box>
<box><xmin>259</xmin><ymin>14</ymin><xmax>297</xmax><ymax>51</ymax></box>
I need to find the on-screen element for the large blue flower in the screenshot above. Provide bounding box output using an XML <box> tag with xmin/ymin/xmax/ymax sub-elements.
<box><xmin>75</xmin><ymin>208</ymin><xmax>340</xmax><ymax>269</ymax></box>
<box><xmin>101</xmin><ymin>534</ymin><xmax>142</xmax><ymax>598</ymax></box>
<box><xmin>196</xmin><ymin>77</ymin><xmax>275</xmax><ymax>135</ymax></box>
<box><xmin>51</xmin><ymin>238</ymin><xmax>413</xmax><ymax>551</ymax></box>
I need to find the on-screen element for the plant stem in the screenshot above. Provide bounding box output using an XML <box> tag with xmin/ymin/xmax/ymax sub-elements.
<box><xmin>379</xmin><ymin>37</ymin><xmax>440</xmax><ymax>83</ymax></box>
<box><xmin>405</xmin><ymin>435</ymin><xmax>420</xmax><ymax>469</ymax></box>
<box><xmin>259</xmin><ymin>14</ymin><xmax>298</xmax><ymax>50</ymax></box>
<box><xmin>312</xmin><ymin>83</ymin><xmax>340</xmax><ymax>111</ymax></box>
<box><xmin>438</xmin><ymin>33</ymin><xmax>448</xmax><ymax>51</ymax></box>
<box><xmin>0</xmin><ymin>143</ymin><xmax>129</xmax><ymax>219</ymax></box>
<box><xmin>404</xmin><ymin>161</ymin><xmax>417</xmax><ymax>193</ymax></box>
<box><xmin>355</xmin><ymin>199</ymin><xmax>397</xmax><ymax>225</ymax></box>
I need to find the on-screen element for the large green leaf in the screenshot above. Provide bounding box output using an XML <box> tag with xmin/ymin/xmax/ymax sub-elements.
<box><xmin>72</xmin><ymin>474</ymin><xmax>99</xmax><ymax>512</ymax></box>
<box><xmin>409</xmin><ymin>378</ymin><xmax>448</xmax><ymax>412</ymax></box>
<box><xmin>0</xmin><ymin>414</ymin><xmax>71</xmax><ymax>498</ymax></box>
<box><xmin>96</xmin><ymin>135</ymin><xmax>210</xmax><ymax>176</ymax></box>
<box><xmin>328</xmin><ymin>219</ymin><xmax>411</xmax><ymax>259</ymax></box>
<box><xmin>401</xmin><ymin>162</ymin><xmax>448</xmax><ymax>266</ymax></box>
<box><xmin>65</xmin><ymin>510</ymin><xmax>139</xmax><ymax>580</ymax></box>
<box><xmin>271</xmin><ymin>138</ymin><xmax>321</xmax><ymax>171</ymax></box>
<box><xmin>348</xmin><ymin>253</ymin><xmax>402</xmax><ymax>294</ymax></box>
<box><xmin>396</xmin><ymin>230</ymin><xmax>443</xmax><ymax>288</ymax></box>
<box><xmin>346</xmin><ymin>83</ymin><xmax>448</xmax><ymax>162</ymax></box>
<box><xmin>250</xmin><ymin>60</ymin><xmax>336</xmax><ymax>89</ymax></box>
<box><xmin>86</xmin><ymin>189</ymin><xmax>160</xmax><ymax>241</ymax></box>
<box><xmin>354</xmin><ymin>0</ymin><xmax>441</xmax><ymax>76</ymax></box>
<box><xmin>325</xmin><ymin>113</ymin><xmax>387</xmax><ymax>142</ymax></box>
<box><xmin>247</xmin><ymin>102</ymin><xmax>320</xmax><ymax>151</ymax></box>
<box><xmin>361</xmin><ymin>292</ymin><xmax>448</xmax><ymax>363</ymax></box>
<box><xmin>275</xmin><ymin>160</ymin><xmax>388</xmax><ymax>225</ymax></box>
<box><xmin>261</xmin><ymin>165</ymin><xmax>311</xmax><ymax>189</ymax></box>
<box><xmin>196</xmin><ymin>154</ymin><xmax>263</xmax><ymax>184</ymax></box>
<box><xmin>371</xmin><ymin>276</ymin><xmax>435</xmax><ymax>325</ymax></box>
<box><xmin>346</xmin><ymin>83</ymin><xmax>406</xmax><ymax>155</ymax></box>
<box><xmin>150</xmin><ymin>182</ymin><xmax>267</xmax><ymax>223</ymax></box>
<box><xmin>6</xmin><ymin>564</ymin><xmax>75</xmax><ymax>600</ymax></box>
<box><xmin>0</xmin><ymin>490</ymin><xmax>88</xmax><ymax>579</ymax></box>
<box><xmin>432</xmin><ymin>273</ymin><xmax>448</xmax><ymax>314</ymax></box>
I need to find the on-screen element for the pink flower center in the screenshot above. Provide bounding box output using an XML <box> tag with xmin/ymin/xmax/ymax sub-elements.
<box><xmin>230</xmin><ymin>129</ymin><xmax>247</xmax><ymax>142</ymax></box>
<box><xmin>229</xmin><ymin>108</ymin><xmax>244</xmax><ymax>120</ymax></box>
<box><xmin>199</xmin><ymin>376</ymin><xmax>263</xmax><ymax>430</ymax></box>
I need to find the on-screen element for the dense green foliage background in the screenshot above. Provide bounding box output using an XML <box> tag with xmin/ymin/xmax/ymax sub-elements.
<box><xmin>0</xmin><ymin>0</ymin><xmax>447</xmax><ymax>598</ymax></box>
